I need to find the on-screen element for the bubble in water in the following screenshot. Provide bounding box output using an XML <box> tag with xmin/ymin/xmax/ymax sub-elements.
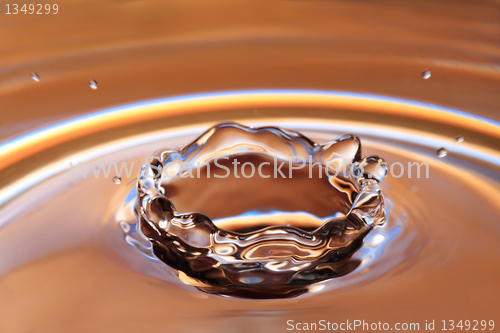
<box><xmin>30</xmin><ymin>73</ymin><xmax>40</xmax><ymax>82</ymax></box>
<box><xmin>351</xmin><ymin>162</ymin><xmax>361</xmax><ymax>177</ymax></box>
<box><xmin>422</xmin><ymin>69</ymin><xmax>431</xmax><ymax>79</ymax></box>
<box><xmin>112</xmin><ymin>176</ymin><xmax>121</xmax><ymax>184</ymax></box>
<box><xmin>437</xmin><ymin>148</ymin><xmax>448</xmax><ymax>158</ymax></box>
<box><xmin>455</xmin><ymin>135</ymin><xmax>464</xmax><ymax>143</ymax></box>
<box><xmin>89</xmin><ymin>80</ymin><xmax>98</xmax><ymax>89</ymax></box>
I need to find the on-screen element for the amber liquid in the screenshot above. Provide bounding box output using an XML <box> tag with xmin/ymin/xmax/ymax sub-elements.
<box><xmin>1</xmin><ymin>0</ymin><xmax>500</xmax><ymax>329</ymax></box>
<box><xmin>0</xmin><ymin>92</ymin><xmax>499</xmax><ymax>331</ymax></box>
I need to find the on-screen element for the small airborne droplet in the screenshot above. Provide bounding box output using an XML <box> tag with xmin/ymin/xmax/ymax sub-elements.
<box><xmin>89</xmin><ymin>79</ymin><xmax>98</xmax><ymax>89</ymax></box>
<box><xmin>31</xmin><ymin>73</ymin><xmax>40</xmax><ymax>82</ymax></box>
<box><xmin>437</xmin><ymin>148</ymin><xmax>448</xmax><ymax>158</ymax></box>
<box><xmin>422</xmin><ymin>69</ymin><xmax>431</xmax><ymax>79</ymax></box>
<box><xmin>455</xmin><ymin>135</ymin><xmax>464</xmax><ymax>143</ymax></box>
<box><xmin>112</xmin><ymin>176</ymin><xmax>121</xmax><ymax>184</ymax></box>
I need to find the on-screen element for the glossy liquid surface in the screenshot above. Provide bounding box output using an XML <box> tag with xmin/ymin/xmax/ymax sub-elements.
<box><xmin>0</xmin><ymin>92</ymin><xmax>499</xmax><ymax>332</ymax></box>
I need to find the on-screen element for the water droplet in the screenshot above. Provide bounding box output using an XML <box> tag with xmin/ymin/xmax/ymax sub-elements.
<box><xmin>455</xmin><ymin>135</ymin><xmax>464</xmax><ymax>143</ymax></box>
<box><xmin>89</xmin><ymin>79</ymin><xmax>98</xmax><ymax>89</ymax></box>
<box><xmin>112</xmin><ymin>176</ymin><xmax>121</xmax><ymax>184</ymax></box>
<box><xmin>119</xmin><ymin>221</ymin><xmax>131</xmax><ymax>233</ymax></box>
<box><xmin>422</xmin><ymin>69</ymin><xmax>431</xmax><ymax>79</ymax></box>
<box><xmin>31</xmin><ymin>73</ymin><xmax>40</xmax><ymax>82</ymax></box>
<box><xmin>436</xmin><ymin>148</ymin><xmax>448</xmax><ymax>158</ymax></box>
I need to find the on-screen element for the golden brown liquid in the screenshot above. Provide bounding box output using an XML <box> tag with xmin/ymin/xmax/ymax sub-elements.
<box><xmin>0</xmin><ymin>0</ymin><xmax>499</xmax><ymax>330</ymax></box>
<box><xmin>0</xmin><ymin>106</ymin><xmax>499</xmax><ymax>331</ymax></box>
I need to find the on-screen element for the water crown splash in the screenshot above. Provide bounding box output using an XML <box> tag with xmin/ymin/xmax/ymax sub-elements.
<box><xmin>136</xmin><ymin>123</ymin><xmax>387</xmax><ymax>298</ymax></box>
